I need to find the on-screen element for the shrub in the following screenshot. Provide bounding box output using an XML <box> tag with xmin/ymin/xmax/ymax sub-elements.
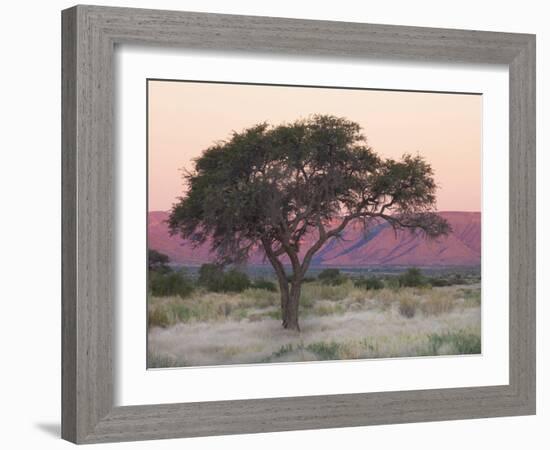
<box><xmin>318</xmin><ymin>268</ymin><xmax>347</xmax><ymax>285</ymax></box>
<box><xmin>318</xmin><ymin>268</ymin><xmax>340</xmax><ymax>280</ymax></box>
<box><xmin>399</xmin><ymin>267</ymin><xmax>427</xmax><ymax>287</ymax></box>
<box><xmin>148</xmin><ymin>249</ymin><xmax>170</xmax><ymax>272</ymax></box>
<box><xmin>199</xmin><ymin>264</ymin><xmax>251</xmax><ymax>293</ymax></box>
<box><xmin>149</xmin><ymin>270</ymin><xmax>194</xmax><ymax>298</ymax></box>
<box><xmin>398</xmin><ymin>297</ymin><xmax>417</xmax><ymax>318</ymax></box>
<box><xmin>355</xmin><ymin>276</ymin><xmax>384</xmax><ymax>290</ymax></box>
<box><xmin>427</xmin><ymin>277</ymin><xmax>451</xmax><ymax>287</ymax></box>
<box><xmin>198</xmin><ymin>263</ymin><xmax>224</xmax><ymax>291</ymax></box>
<box><xmin>384</xmin><ymin>276</ymin><xmax>401</xmax><ymax>290</ymax></box>
<box><xmin>252</xmin><ymin>278</ymin><xmax>277</xmax><ymax>292</ymax></box>
<box><xmin>219</xmin><ymin>269</ymin><xmax>251</xmax><ymax>293</ymax></box>
<box><xmin>449</xmin><ymin>273</ymin><xmax>467</xmax><ymax>285</ymax></box>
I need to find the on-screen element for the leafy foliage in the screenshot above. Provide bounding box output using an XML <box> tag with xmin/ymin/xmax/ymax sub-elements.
<box><xmin>198</xmin><ymin>263</ymin><xmax>224</xmax><ymax>291</ymax></box>
<box><xmin>149</xmin><ymin>269</ymin><xmax>194</xmax><ymax>298</ymax></box>
<box><xmin>427</xmin><ymin>277</ymin><xmax>452</xmax><ymax>287</ymax></box>
<box><xmin>252</xmin><ymin>278</ymin><xmax>278</xmax><ymax>292</ymax></box>
<box><xmin>354</xmin><ymin>276</ymin><xmax>384</xmax><ymax>290</ymax></box>
<box><xmin>169</xmin><ymin>115</ymin><xmax>449</xmax><ymax>267</ymax></box>
<box><xmin>398</xmin><ymin>267</ymin><xmax>428</xmax><ymax>287</ymax></box>
<box><xmin>148</xmin><ymin>249</ymin><xmax>171</xmax><ymax>272</ymax></box>
<box><xmin>318</xmin><ymin>268</ymin><xmax>347</xmax><ymax>286</ymax></box>
<box><xmin>198</xmin><ymin>263</ymin><xmax>251</xmax><ymax>293</ymax></box>
<box><xmin>221</xmin><ymin>269</ymin><xmax>251</xmax><ymax>292</ymax></box>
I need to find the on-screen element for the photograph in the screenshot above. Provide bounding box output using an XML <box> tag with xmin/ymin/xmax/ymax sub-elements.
<box><xmin>146</xmin><ymin>79</ymin><xmax>482</xmax><ymax>368</ymax></box>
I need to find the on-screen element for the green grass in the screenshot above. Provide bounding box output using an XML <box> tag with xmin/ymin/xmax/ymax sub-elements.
<box><xmin>259</xmin><ymin>330</ymin><xmax>481</xmax><ymax>364</ymax></box>
<box><xmin>306</xmin><ymin>342</ymin><xmax>343</xmax><ymax>360</ymax></box>
<box><xmin>427</xmin><ymin>330</ymin><xmax>481</xmax><ymax>355</ymax></box>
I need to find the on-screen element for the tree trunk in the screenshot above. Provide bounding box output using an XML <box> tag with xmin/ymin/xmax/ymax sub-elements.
<box><xmin>262</xmin><ymin>238</ymin><xmax>303</xmax><ymax>331</ymax></box>
<box><xmin>282</xmin><ymin>282</ymin><xmax>302</xmax><ymax>331</ymax></box>
<box><xmin>278</xmin><ymin>281</ymin><xmax>290</xmax><ymax>328</ymax></box>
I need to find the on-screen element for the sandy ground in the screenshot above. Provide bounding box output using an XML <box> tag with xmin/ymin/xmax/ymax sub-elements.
<box><xmin>148</xmin><ymin>305</ymin><xmax>481</xmax><ymax>367</ymax></box>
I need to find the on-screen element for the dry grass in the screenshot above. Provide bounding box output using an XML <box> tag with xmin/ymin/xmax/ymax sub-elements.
<box><xmin>147</xmin><ymin>288</ymin><xmax>280</xmax><ymax>328</ymax></box>
<box><xmin>148</xmin><ymin>282</ymin><xmax>481</xmax><ymax>367</ymax></box>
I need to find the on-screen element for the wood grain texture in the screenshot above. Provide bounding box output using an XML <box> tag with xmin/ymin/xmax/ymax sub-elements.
<box><xmin>61</xmin><ymin>4</ymin><xmax>536</xmax><ymax>444</ymax></box>
<box><xmin>61</xmin><ymin>7</ymin><xmax>77</xmax><ymax>443</ymax></box>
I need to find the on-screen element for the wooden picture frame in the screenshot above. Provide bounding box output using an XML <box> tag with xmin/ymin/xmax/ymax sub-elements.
<box><xmin>61</xmin><ymin>5</ymin><xmax>536</xmax><ymax>444</ymax></box>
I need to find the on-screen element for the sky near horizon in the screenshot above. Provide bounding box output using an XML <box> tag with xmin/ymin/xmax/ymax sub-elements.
<box><xmin>148</xmin><ymin>80</ymin><xmax>481</xmax><ymax>212</ymax></box>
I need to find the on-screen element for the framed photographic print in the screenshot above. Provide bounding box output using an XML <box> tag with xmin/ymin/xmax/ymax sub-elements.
<box><xmin>62</xmin><ymin>5</ymin><xmax>536</xmax><ymax>444</ymax></box>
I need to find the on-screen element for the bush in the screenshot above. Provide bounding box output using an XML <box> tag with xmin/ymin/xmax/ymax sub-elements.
<box><xmin>399</xmin><ymin>267</ymin><xmax>427</xmax><ymax>287</ymax></box>
<box><xmin>384</xmin><ymin>276</ymin><xmax>400</xmax><ymax>290</ymax></box>
<box><xmin>252</xmin><ymin>278</ymin><xmax>277</xmax><ymax>292</ymax></box>
<box><xmin>198</xmin><ymin>263</ymin><xmax>224</xmax><ymax>291</ymax></box>
<box><xmin>149</xmin><ymin>270</ymin><xmax>194</xmax><ymax>298</ymax></box>
<box><xmin>148</xmin><ymin>249</ymin><xmax>170</xmax><ymax>271</ymax></box>
<box><xmin>318</xmin><ymin>268</ymin><xmax>347</xmax><ymax>285</ymax></box>
<box><xmin>354</xmin><ymin>276</ymin><xmax>384</xmax><ymax>290</ymax></box>
<box><xmin>219</xmin><ymin>269</ymin><xmax>251</xmax><ymax>293</ymax></box>
<box><xmin>449</xmin><ymin>273</ymin><xmax>467</xmax><ymax>285</ymax></box>
<box><xmin>318</xmin><ymin>268</ymin><xmax>340</xmax><ymax>280</ymax></box>
<box><xmin>427</xmin><ymin>277</ymin><xmax>451</xmax><ymax>287</ymax></box>
<box><xmin>286</xmin><ymin>275</ymin><xmax>317</xmax><ymax>284</ymax></box>
<box><xmin>398</xmin><ymin>297</ymin><xmax>417</xmax><ymax>318</ymax></box>
<box><xmin>198</xmin><ymin>264</ymin><xmax>251</xmax><ymax>293</ymax></box>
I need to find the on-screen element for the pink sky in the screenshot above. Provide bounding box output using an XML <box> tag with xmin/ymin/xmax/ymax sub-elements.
<box><xmin>148</xmin><ymin>80</ymin><xmax>481</xmax><ymax>212</ymax></box>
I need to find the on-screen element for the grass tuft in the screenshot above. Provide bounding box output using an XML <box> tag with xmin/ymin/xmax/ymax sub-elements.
<box><xmin>427</xmin><ymin>330</ymin><xmax>481</xmax><ymax>355</ymax></box>
<box><xmin>398</xmin><ymin>297</ymin><xmax>418</xmax><ymax>318</ymax></box>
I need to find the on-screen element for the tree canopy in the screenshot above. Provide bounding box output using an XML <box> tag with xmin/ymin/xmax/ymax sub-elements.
<box><xmin>148</xmin><ymin>249</ymin><xmax>170</xmax><ymax>271</ymax></box>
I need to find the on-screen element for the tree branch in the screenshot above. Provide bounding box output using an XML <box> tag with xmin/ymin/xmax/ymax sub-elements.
<box><xmin>261</xmin><ymin>238</ymin><xmax>289</xmax><ymax>289</ymax></box>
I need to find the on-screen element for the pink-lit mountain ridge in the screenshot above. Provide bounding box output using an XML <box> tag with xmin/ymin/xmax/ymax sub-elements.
<box><xmin>148</xmin><ymin>211</ymin><xmax>481</xmax><ymax>267</ymax></box>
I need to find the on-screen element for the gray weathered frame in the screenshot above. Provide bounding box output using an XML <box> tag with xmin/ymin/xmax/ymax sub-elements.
<box><xmin>61</xmin><ymin>4</ymin><xmax>536</xmax><ymax>444</ymax></box>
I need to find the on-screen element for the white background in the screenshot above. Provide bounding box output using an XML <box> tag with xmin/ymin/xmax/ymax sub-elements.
<box><xmin>116</xmin><ymin>48</ymin><xmax>509</xmax><ymax>405</ymax></box>
<box><xmin>0</xmin><ymin>0</ymin><xmax>546</xmax><ymax>449</ymax></box>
